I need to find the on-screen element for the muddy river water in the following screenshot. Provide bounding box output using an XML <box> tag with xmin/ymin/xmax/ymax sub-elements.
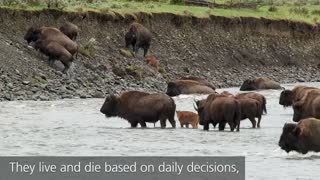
<box><xmin>1</xmin><ymin>83</ymin><xmax>320</xmax><ymax>179</ymax></box>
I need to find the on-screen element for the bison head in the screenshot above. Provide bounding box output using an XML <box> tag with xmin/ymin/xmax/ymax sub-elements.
<box><xmin>24</xmin><ymin>27</ymin><xmax>41</xmax><ymax>44</ymax></box>
<box><xmin>125</xmin><ymin>31</ymin><xmax>136</xmax><ymax>49</ymax></box>
<box><xmin>292</xmin><ymin>101</ymin><xmax>304</xmax><ymax>122</ymax></box>
<box><xmin>279</xmin><ymin>123</ymin><xmax>306</xmax><ymax>154</ymax></box>
<box><xmin>194</xmin><ymin>99</ymin><xmax>206</xmax><ymax>125</ymax></box>
<box><xmin>100</xmin><ymin>95</ymin><xmax>119</xmax><ymax>117</ymax></box>
<box><xmin>240</xmin><ymin>79</ymin><xmax>257</xmax><ymax>91</ymax></box>
<box><xmin>166</xmin><ymin>82</ymin><xmax>180</xmax><ymax>97</ymax></box>
<box><xmin>279</xmin><ymin>89</ymin><xmax>293</xmax><ymax>107</ymax></box>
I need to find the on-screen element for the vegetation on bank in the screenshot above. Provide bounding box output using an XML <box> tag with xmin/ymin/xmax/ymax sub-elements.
<box><xmin>1</xmin><ymin>0</ymin><xmax>320</xmax><ymax>24</ymax></box>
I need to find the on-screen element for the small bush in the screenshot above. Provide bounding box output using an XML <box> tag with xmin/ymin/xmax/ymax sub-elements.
<box><xmin>99</xmin><ymin>7</ymin><xmax>110</xmax><ymax>14</ymax></box>
<box><xmin>268</xmin><ymin>6</ymin><xmax>278</xmax><ymax>12</ymax></box>
<box><xmin>110</xmin><ymin>3</ymin><xmax>122</xmax><ymax>9</ymax></box>
<box><xmin>0</xmin><ymin>0</ymin><xmax>20</xmax><ymax>6</ymax></box>
<box><xmin>289</xmin><ymin>7</ymin><xmax>309</xmax><ymax>16</ymax></box>
<box><xmin>183</xmin><ymin>10</ymin><xmax>193</xmax><ymax>16</ymax></box>
<box><xmin>79</xmin><ymin>38</ymin><xmax>96</xmax><ymax>58</ymax></box>
<box><xmin>170</xmin><ymin>0</ymin><xmax>184</xmax><ymax>5</ymax></box>
<box><xmin>126</xmin><ymin>65</ymin><xmax>144</xmax><ymax>80</ymax></box>
<box><xmin>311</xmin><ymin>9</ymin><xmax>320</xmax><ymax>15</ymax></box>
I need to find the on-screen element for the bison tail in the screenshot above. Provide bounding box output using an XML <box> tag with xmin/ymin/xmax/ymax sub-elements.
<box><xmin>262</xmin><ymin>97</ymin><xmax>267</xmax><ymax>114</ymax></box>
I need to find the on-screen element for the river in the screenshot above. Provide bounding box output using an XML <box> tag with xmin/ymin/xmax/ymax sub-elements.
<box><xmin>1</xmin><ymin>82</ymin><xmax>320</xmax><ymax>179</ymax></box>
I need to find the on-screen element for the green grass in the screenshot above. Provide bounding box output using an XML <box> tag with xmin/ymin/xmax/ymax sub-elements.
<box><xmin>1</xmin><ymin>0</ymin><xmax>320</xmax><ymax>24</ymax></box>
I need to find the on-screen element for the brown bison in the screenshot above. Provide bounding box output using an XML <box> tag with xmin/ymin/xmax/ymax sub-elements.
<box><xmin>24</xmin><ymin>26</ymin><xmax>78</xmax><ymax>56</ymax></box>
<box><xmin>195</xmin><ymin>94</ymin><xmax>241</xmax><ymax>131</ymax></box>
<box><xmin>100</xmin><ymin>91</ymin><xmax>176</xmax><ymax>128</ymax></box>
<box><xmin>240</xmin><ymin>77</ymin><xmax>282</xmax><ymax>91</ymax></box>
<box><xmin>125</xmin><ymin>22</ymin><xmax>152</xmax><ymax>57</ymax></box>
<box><xmin>59</xmin><ymin>22</ymin><xmax>80</xmax><ymax>41</ymax></box>
<box><xmin>176</xmin><ymin>111</ymin><xmax>199</xmax><ymax>128</ymax></box>
<box><xmin>166</xmin><ymin>80</ymin><xmax>216</xmax><ymax>97</ymax></box>
<box><xmin>279</xmin><ymin>86</ymin><xmax>318</xmax><ymax>107</ymax></box>
<box><xmin>220</xmin><ymin>91</ymin><xmax>234</xmax><ymax>97</ymax></box>
<box><xmin>34</xmin><ymin>39</ymin><xmax>73</xmax><ymax>73</ymax></box>
<box><xmin>236</xmin><ymin>92</ymin><xmax>267</xmax><ymax>114</ymax></box>
<box><xmin>145</xmin><ymin>55</ymin><xmax>159</xmax><ymax>70</ymax></box>
<box><xmin>180</xmin><ymin>76</ymin><xmax>215</xmax><ymax>90</ymax></box>
<box><xmin>293</xmin><ymin>90</ymin><xmax>320</xmax><ymax>122</ymax></box>
<box><xmin>237</xmin><ymin>98</ymin><xmax>262</xmax><ymax>128</ymax></box>
<box><xmin>279</xmin><ymin>118</ymin><xmax>320</xmax><ymax>154</ymax></box>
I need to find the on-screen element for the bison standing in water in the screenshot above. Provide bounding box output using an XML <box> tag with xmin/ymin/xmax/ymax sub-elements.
<box><xmin>240</xmin><ymin>77</ymin><xmax>281</xmax><ymax>91</ymax></box>
<box><xmin>236</xmin><ymin>92</ymin><xmax>267</xmax><ymax>114</ymax></box>
<box><xmin>60</xmin><ymin>22</ymin><xmax>80</xmax><ymax>41</ymax></box>
<box><xmin>293</xmin><ymin>90</ymin><xmax>320</xmax><ymax>122</ymax></box>
<box><xmin>100</xmin><ymin>91</ymin><xmax>176</xmax><ymax>128</ymax></box>
<box><xmin>125</xmin><ymin>22</ymin><xmax>152</xmax><ymax>57</ymax></box>
<box><xmin>176</xmin><ymin>111</ymin><xmax>199</xmax><ymax>128</ymax></box>
<box><xmin>195</xmin><ymin>94</ymin><xmax>241</xmax><ymax>131</ymax></box>
<box><xmin>279</xmin><ymin>118</ymin><xmax>320</xmax><ymax>154</ymax></box>
<box><xmin>166</xmin><ymin>80</ymin><xmax>216</xmax><ymax>97</ymax></box>
<box><xmin>279</xmin><ymin>86</ymin><xmax>318</xmax><ymax>107</ymax></box>
<box><xmin>237</xmin><ymin>98</ymin><xmax>262</xmax><ymax>128</ymax></box>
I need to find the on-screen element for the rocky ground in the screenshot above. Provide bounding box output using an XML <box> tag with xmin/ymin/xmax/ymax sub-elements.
<box><xmin>0</xmin><ymin>9</ymin><xmax>320</xmax><ymax>101</ymax></box>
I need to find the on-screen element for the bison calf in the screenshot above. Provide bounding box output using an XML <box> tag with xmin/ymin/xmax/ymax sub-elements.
<box><xmin>176</xmin><ymin>111</ymin><xmax>199</xmax><ymax>128</ymax></box>
<box><xmin>145</xmin><ymin>55</ymin><xmax>159</xmax><ymax>70</ymax></box>
<box><xmin>279</xmin><ymin>118</ymin><xmax>320</xmax><ymax>154</ymax></box>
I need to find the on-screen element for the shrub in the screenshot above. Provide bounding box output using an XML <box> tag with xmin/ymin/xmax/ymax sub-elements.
<box><xmin>311</xmin><ymin>9</ymin><xmax>320</xmax><ymax>15</ymax></box>
<box><xmin>268</xmin><ymin>6</ymin><xmax>278</xmax><ymax>12</ymax></box>
<box><xmin>170</xmin><ymin>0</ymin><xmax>184</xmax><ymax>5</ymax></box>
<box><xmin>289</xmin><ymin>7</ymin><xmax>309</xmax><ymax>16</ymax></box>
<box><xmin>110</xmin><ymin>3</ymin><xmax>122</xmax><ymax>9</ymax></box>
<box><xmin>79</xmin><ymin>38</ymin><xmax>96</xmax><ymax>58</ymax></box>
<box><xmin>126</xmin><ymin>65</ymin><xmax>144</xmax><ymax>80</ymax></box>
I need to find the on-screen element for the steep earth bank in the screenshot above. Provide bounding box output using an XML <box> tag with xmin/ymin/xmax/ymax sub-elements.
<box><xmin>0</xmin><ymin>8</ymin><xmax>320</xmax><ymax>101</ymax></box>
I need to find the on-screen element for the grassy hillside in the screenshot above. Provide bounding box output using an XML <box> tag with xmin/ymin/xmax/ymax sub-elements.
<box><xmin>1</xmin><ymin>0</ymin><xmax>320</xmax><ymax>24</ymax></box>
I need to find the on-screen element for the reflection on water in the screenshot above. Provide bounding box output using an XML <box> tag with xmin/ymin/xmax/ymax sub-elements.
<box><xmin>1</xmin><ymin>82</ymin><xmax>320</xmax><ymax>179</ymax></box>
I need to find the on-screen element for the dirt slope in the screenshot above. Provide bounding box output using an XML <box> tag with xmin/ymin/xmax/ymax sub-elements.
<box><xmin>0</xmin><ymin>9</ymin><xmax>320</xmax><ymax>101</ymax></box>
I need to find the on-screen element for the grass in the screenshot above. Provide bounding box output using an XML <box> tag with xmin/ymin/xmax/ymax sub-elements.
<box><xmin>1</xmin><ymin>0</ymin><xmax>320</xmax><ymax>24</ymax></box>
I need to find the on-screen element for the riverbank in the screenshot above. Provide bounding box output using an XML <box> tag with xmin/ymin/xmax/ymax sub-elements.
<box><xmin>0</xmin><ymin>8</ymin><xmax>320</xmax><ymax>101</ymax></box>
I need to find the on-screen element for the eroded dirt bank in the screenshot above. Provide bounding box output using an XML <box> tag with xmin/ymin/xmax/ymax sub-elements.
<box><xmin>0</xmin><ymin>8</ymin><xmax>320</xmax><ymax>101</ymax></box>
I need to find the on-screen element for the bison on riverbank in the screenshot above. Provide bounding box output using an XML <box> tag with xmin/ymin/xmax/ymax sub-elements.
<box><xmin>279</xmin><ymin>118</ymin><xmax>320</xmax><ymax>154</ymax></box>
<box><xmin>34</xmin><ymin>39</ymin><xmax>73</xmax><ymax>73</ymax></box>
<box><xmin>279</xmin><ymin>86</ymin><xmax>318</xmax><ymax>107</ymax></box>
<box><xmin>240</xmin><ymin>77</ymin><xmax>281</xmax><ymax>91</ymax></box>
<box><xmin>195</xmin><ymin>94</ymin><xmax>241</xmax><ymax>131</ymax></box>
<box><xmin>60</xmin><ymin>22</ymin><xmax>80</xmax><ymax>41</ymax></box>
<box><xmin>125</xmin><ymin>22</ymin><xmax>152</xmax><ymax>57</ymax></box>
<box><xmin>176</xmin><ymin>111</ymin><xmax>199</xmax><ymax>128</ymax></box>
<box><xmin>166</xmin><ymin>80</ymin><xmax>216</xmax><ymax>97</ymax></box>
<box><xmin>24</xmin><ymin>26</ymin><xmax>78</xmax><ymax>56</ymax></box>
<box><xmin>100</xmin><ymin>91</ymin><xmax>176</xmax><ymax>128</ymax></box>
<box><xmin>293</xmin><ymin>90</ymin><xmax>320</xmax><ymax>122</ymax></box>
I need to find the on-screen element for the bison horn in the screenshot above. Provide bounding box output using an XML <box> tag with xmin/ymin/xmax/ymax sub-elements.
<box><xmin>193</xmin><ymin>104</ymin><xmax>198</xmax><ymax>111</ymax></box>
<box><xmin>281</xmin><ymin>87</ymin><xmax>285</xmax><ymax>90</ymax></box>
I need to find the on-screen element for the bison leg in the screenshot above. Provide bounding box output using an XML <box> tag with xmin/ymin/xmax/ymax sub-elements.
<box><xmin>139</xmin><ymin>120</ymin><xmax>147</xmax><ymax>128</ymax></box>
<box><xmin>218</xmin><ymin>122</ymin><xmax>226</xmax><ymax>131</ymax></box>
<box><xmin>186</xmin><ymin>124</ymin><xmax>189</xmax><ymax>128</ymax></box>
<box><xmin>130</xmin><ymin>121</ymin><xmax>139</xmax><ymax>128</ymax></box>
<box><xmin>203</xmin><ymin>122</ymin><xmax>209</xmax><ymax>131</ymax></box>
<box><xmin>249</xmin><ymin>117</ymin><xmax>257</xmax><ymax>128</ymax></box>
<box><xmin>48</xmin><ymin>57</ymin><xmax>55</xmax><ymax>67</ymax></box>
<box><xmin>257</xmin><ymin>116</ymin><xmax>262</xmax><ymax>128</ymax></box>
<box><xmin>160</xmin><ymin>118</ymin><xmax>167</xmax><ymax>129</ymax></box>
<box><xmin>168</xmin><ymin>116</ymin><xmax>176</xmax><ymax>128</ymax></box>
<box><xmin>143</xmin><ymin>44</ymin><xmax>150</xmax><ymax>57</ymax></box>
<box><xmin>180</xmin><ymin>123</ymin><xmax>184</xmax><ymax>128</ymax></box>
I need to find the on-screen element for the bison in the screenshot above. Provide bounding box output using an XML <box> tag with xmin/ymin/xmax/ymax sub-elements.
<box><xmin>240</xmin><ymin>77</ymin><xmax>282</xmax><ymax>91</ymax></box>
<box><xmin>179</xmin><ymin>76</ymin><xmax>215</xmax><ymax>90</ymax></box>
<box><xmin>279</xmin><ymin>86</ymin><xmax>318</xmax><ymax>107</ymax></box>
<box><xmin>237</xmin><ymin>97</ymin><xmax>262</xmax><ymax>128</ymax></box>
<box><xmin>125</xmin><ymin>22</ymin><xmax>152</xmax><ymax>57</ymax></box>
<box><xmin>34</xmin><ymin>39</ymin><xmax>73</xmax><ymax>73</ymax></box>
<box><xmin>293</xmin><ymin>90</ymin><xmax>320</xmax><ymax>122</ymax></box>
<box><xmin>195</xmin><ymin>94</ymin><xmax>241</xmax><ymax>131</ymax></box>
<box><xmin>166</xmin><ymin>80</ymin><xmax>216</xmax><ymax>97</ymax></box>
<box><xmin>59</xmin><ymin>22</ymin><xmax>80</xmax><ymax>41</ymax></box>
<box><xmin>176</xmin><ymin>111</ymin><xmax>199</xmax><ymax>128</ymax></box>
<box><xmin>145</xmin><ymin>55</ymin><xmax>159</xmax><ymax>70</ymax></box>
<box><xmin>236</xmin><ymin>92</ymin><xmax>267</xmax><ymax>114</ymax></box>
<box><xmin>279</xmin><ymin>118</ymin><xmax>320</xmax><ymax>154</ymax></box>
<box><xmin>24</xmin><ymin>26</ymin><xmax>78</xmax><ymax>56</ymax></box>
<box><xmin>100</xmin><ymin>91</ymin><xmax>176</xmax><ymax>128</ymax></box>
<box><xmin>220</xmin><ymin>91</ymin><xmax>234</xmax><ymax>97</ymax></box>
